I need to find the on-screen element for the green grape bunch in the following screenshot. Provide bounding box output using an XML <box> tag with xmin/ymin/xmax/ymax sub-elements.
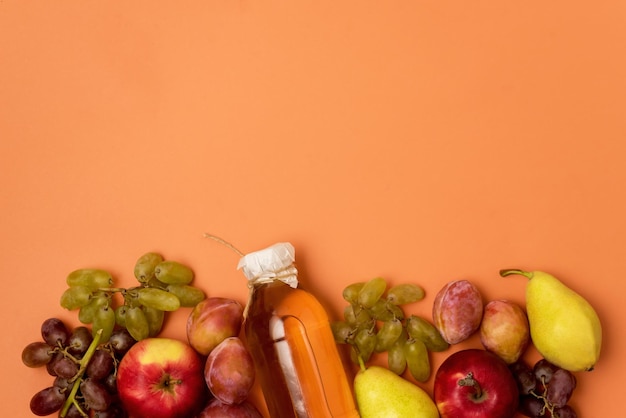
<box><xmin>331</xmin><ymin>277</ymin><xmax>449</xmax><ymax>383</ymax></box>
<box><xmin>60</xmin><ymin>252</ymin><xmax>206</xmax><ymax>343</ymax></box>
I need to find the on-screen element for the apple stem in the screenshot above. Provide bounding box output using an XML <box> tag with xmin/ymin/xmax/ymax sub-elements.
<box><xmin>458</xmin><ymin>372</ymin><xmax>483</xmax><ymax>399</ymax></box>
<box><xmin>499</xmin><ymin>269</ymin><xmax>533</xmax><ymax>280</ymax></box>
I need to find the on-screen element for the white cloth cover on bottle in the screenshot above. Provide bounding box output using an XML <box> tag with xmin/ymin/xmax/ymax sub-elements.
<box><xmin>237</xmin><ymin>242</ymin><xmax>299</xmax><ymax>288</ymax></box>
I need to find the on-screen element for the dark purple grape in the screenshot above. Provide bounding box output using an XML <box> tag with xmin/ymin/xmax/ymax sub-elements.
<box><xmin>546</xmin><ymin>369</ymin><xmax>577</xmax><ymax>407</ymax></box>
<box><xmin>46</xmin><ymin>352</ymin><xmax>65</xmax><ymax>376</ymax></box>
<box><xmin>93</xmin><ymin>401</ymin><xmax>129</xmax><ymax>418</ymax></box>
<box><xmin>518</xmin><ymin>395</ymin><xmax>546</xmax><ymax>417</ymax></box>
<box><xmin>86</xmin><ymin>349</ymin><xmax>115</xmax><ymax>381</ymax></box>
<box><xmin>22</xmin><ymin>341</ymin><xmax>55</xmax><ymax>368</ymax></box>
<box><xmin>109</xmin><ymin>328</ymin><xmax>136</xmax><ymax>355</ymax></box>
<box><xmin>67</xmin><ymin>326</ymin><xmax>93</xmax><ymax>357</ymax></box>
<box><xmin>510</xmin><ymin>360</ymin><xmax>537</xmax><ymax>395</ymax></box>
<box><xmin>53</xmin><ymin>376</ymin><xmax>72</xmax><ymax>392</ymax></box>
<box><xmin>554</xmin><ymin>405</ymin><xmax>577</xmax><ymax>418</ymax></box>
<box><xmin>52</xmin><ymin>356</ymin><xmax>79</xmax><ymax>379</ymax></box>
<box><xmin>41</xmin><ymin>318</ymin><xmax>70</xmax><ymax>347</ymax></box>
<box><xmin>80</xmin><ymin>378</ymin><xmax>112</xmax><ymax>411</ymax></box>
<box><xmin>534</xmin><ymin>358</ymin><xmax>560</xmax><ymax>388</ymax></box>
<box><xmin>63</xmin><ymin>403</ymin><xmax>85</xmax><ymax>418</ymax></box>
<box><xmin>103</xmin><ymin>372</ymin><xmax>117</xmax><ymax>394</ymax></box>
<box><xmin>30</xmin><ymin>386</ymin><xmax>65</xmax><ymax>416</ymax></box>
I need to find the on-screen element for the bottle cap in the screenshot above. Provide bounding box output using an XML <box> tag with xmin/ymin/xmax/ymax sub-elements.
<box><xmin>237</xmin><ymin>242</ymin><xmax>299</xmax><ymax>288</ymax></box>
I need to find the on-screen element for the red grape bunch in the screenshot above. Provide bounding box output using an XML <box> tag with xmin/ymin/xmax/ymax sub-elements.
<box><xmin>509</xmin><ymin>358</ymin><xmax>578</xmax><ymax>418</ymax></box>
<box><xmin>22</xmin><ymin>317</ymin><xmax>136</xmax><ymax>417</ymax></box>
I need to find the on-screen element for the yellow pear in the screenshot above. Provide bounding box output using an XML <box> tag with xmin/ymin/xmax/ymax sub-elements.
<box><xmin>500</xmin><ymin>269</ymin><xmax>602</xmax><ymax>372</ymax></box>
<box><xmin>354</xmin><ymin>364</ymin><xmax>440</xmax><ymax>418</ymax></box>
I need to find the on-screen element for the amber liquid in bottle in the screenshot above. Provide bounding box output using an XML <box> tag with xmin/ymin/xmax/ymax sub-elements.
<box><xmin>245</xmin><ymin>280</ymin><xmax>359</xmax><ymax>418</ymax></box>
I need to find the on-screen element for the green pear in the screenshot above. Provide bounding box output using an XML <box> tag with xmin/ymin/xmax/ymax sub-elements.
<box><xmin>500</xmin><ymin>269</ymin><xmax>602</xmax><ymax>372</ymax></box>
<box><xmin>354</xmin><ymin>364</ymin><xmax>439</xmax><ymax>418</ymax></box>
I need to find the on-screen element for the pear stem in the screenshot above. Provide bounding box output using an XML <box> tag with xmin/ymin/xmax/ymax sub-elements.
<box><xmin>458</xmin><ymin>372</ymin><xmax>483</xmax><ymax>399</ymax></box>
<box><xmin>499</xmin><ymin>268</ymin><xmax>533</xmax><ymax>279</ymax></box>
<box><xmin>357</xmin><ymin>354</ymin><xmax>366</xmax><ymax>373</ymax></box>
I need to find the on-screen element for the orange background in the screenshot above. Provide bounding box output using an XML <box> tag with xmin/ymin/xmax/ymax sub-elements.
<box><xmin>2</xmin><ymin>1</ymin><xmax>625</xmax><ymax>417</ymax></box>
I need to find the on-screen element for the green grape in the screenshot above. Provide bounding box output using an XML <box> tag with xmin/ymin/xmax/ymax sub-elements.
<box><xmin>354</xmin><ymin>328</ymin><xmax>377</xmax><ymax>363</ymax></box>
<box><xmin>389</xmin><ymin>303</ymin><xmax>405</xmax><ymax>320</ymax></box>
<box><xmin>357</xmin><ymin>277</ymin><xmax>387</xmax><ymax>308</ymax></box>
<box><xmin>142</xmin><ymin>305</ymin><xmax>165</xmax><ymax>337</ymax></box>
<box><xmin>78</xmin><ymin>295</ymin><xmax>108</xmax><ymax>324</ymax></box>
<box><xmin>125</xmin><ymin>306</ymin><xmax>150</xmax><ymax>341</ymax></box>
<box><xmin>60</xmin><ymin>286</ymin><xmax>92</xmax><ymax>310</ymax></box>
<box><xmin>137</xmin><ymin>287</ymin><xmax>180</xmax><ymax>311</ymax></box>
<box><xmin>375</xmin><ymin>318</ymin><xmax>404</xmax><ymax>352</ymax></box>
<box><xmin>115</xmin><ymin>305</ymin><xmax>128</xmax><ymax>327</ymax></box>
<box><xmin>146</xmin><ymin>276</ymin><xmax>168</xmax><ymax>290</ymax></box>
<box><xmin>343</xmin><ymin>304</ymin><xmax>372</xmax><ymax>326</ymax></box>
<box><xmin>343</xmin><ymin>305</ymin><xmax>356</xmax><ymax>323</ymax></box>
<box><xmin>342</xmin><ymin>282</ymin><xmax>365</xmax><ymax>304</ymax></box>
<box><xmin>165</xmin><ymin>284</ymin><xmax>205</xmax><ymax>307</ymax></box>
<box><xmin>133</xmin><ymin>252</ymin><xmax>164</xmax><ymax>283</ymax></box>
<box><xmin>92</xmin><ymin>305</ymin><xmax>115</xmax><ymax>342</ymax></box>
<box><xmin>349</xmin><ymin>346</ymin><xmax>360</xmax><ymax>365</ymax></box>
<box><xmin>154</xmin><ymin>260</ymin><xmax>194</xmax><ymax>285</ymax></box>
<box><xmin>66</xmin><ymin>269</ymin><xmax>113</xmax><ymax>290</ymax></box>
<box><xmin>368</xmin><ymin>299</ymin><xmax>404</xmax><ymax>321</ymax></box>
<box><xmin>388</xmin><ymin>333</ymin><xmax>407</xmax><ymax>375</ymax></box>
<box><xmin>331</xmin><ymin>321</ymin><xmax>354</xmax><ymax>344</ymax></box>
<box><xmin>406</xmin><ymin>315</ymin><xmax>449</xmax><ymax>352</ymax></box>
<box><xmin>404</xmin><ymin>338</ymin><xmax>430</xmax><ymax>382</ymax></box>
<box><xmin>386</xmin><ymin>283</ymin><xmax>425</xmax><ymax>305</ymax></box>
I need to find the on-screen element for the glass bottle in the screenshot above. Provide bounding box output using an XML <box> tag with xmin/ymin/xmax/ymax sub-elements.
<box><xmin>238</xmin><ymin>243</ymin><xmax>359</xmax><ymax>418</ymax></box>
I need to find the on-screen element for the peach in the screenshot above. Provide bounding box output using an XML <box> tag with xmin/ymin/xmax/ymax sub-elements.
<box><xmin>186</xmin><ymin>298</ymin><xmax>244</xmax><ymax>356</ymax></box>
<box><xmin>432</xmin><ymin>280</ymin><xmax>483</xmax><ymax>344</ymax></box>
<box><xmin>480</xmin><ymin>299</ymin><xmax>530</xmax><ymax>364</ymax></box>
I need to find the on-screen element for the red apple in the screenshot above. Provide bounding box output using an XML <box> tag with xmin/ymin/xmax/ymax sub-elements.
<box><xmin>117</xmin><ymin>337</ymin><xmax>207</xmax><ymax>418</ymax></box>
<box><xmin>187</xmin><ymin>297</ymin><xmax>244</xmax><ymax>356</ymax></box>
<box><xmin>434</xmin><ymin>348</ymin><xmax>519</xmax><ymax>418</ymax></box>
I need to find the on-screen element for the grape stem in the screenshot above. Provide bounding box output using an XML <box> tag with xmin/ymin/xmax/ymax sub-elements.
<box><xmin>203</xmin><ymin>233</ymin><xmax>245</xmax><ymax>257</ymax></box>
<box><xmin>71</xmin><ymin>399</ymin><xmax>88</xmax><ymax>417</ymax></box>
<box><xmin>61</xmin><ymin>348</ymin><xmax>81</xmax><ymax>366</ymax></box>
<box><xmin>529</xmin><ymin>377</ymin><xmax>557</xmax><ymax>417</ymax></box>
<box><xmin>59</xmin><ymin>328</ymin><xmax>103</xmax><ymax>418</ymax></box>
<box><xmin>97</xmin><ymin>287</ymin><xmax>129</xmax><ymax>293</ymax></box>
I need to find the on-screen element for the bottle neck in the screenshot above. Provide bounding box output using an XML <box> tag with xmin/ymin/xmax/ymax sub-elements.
<box><xmin>246</xmin><ymin>264</ymin><xmax>299</xmax><ymax>289</ymax></box>
<box><xmin>245</xmin><ymin>271</ymin><xmax>298</xmax><ymax>319</ymax></box>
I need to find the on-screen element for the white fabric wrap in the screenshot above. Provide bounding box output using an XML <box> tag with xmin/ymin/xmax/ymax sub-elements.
<box><xmin>236</xmin><ymin>242</ymin><xmax>299</xmax><ymax>288</ymax></box>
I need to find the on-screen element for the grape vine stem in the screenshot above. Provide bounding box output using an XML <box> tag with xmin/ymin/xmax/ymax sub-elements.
<box><xmin>59</xmin><ymin>328</ymin><xmax>103</xmax><ymax>417</ymax></box>
<box><xmin>203</xmin><ymin>233</ymin><xmax>245</xmax><ymax>257</ymax></box>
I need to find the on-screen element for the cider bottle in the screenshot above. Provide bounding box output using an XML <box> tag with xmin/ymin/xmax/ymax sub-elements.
<box><xmin>238</xmin><ymin>243</ymin><xmax>359</xmax><ymax>418</ymax></box>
